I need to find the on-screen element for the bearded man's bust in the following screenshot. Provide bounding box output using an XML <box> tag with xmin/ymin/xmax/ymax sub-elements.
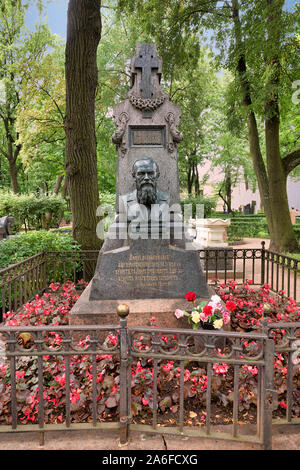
<box><xmin>119</xmin><ymin>157</ymin><xmax>171</xmax><ymax>222</ymax></box>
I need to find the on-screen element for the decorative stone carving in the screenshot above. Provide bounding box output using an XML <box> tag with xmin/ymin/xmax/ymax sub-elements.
<box><xmin>131</xmin><ymin>43</ymin><xmax>162</xmax><ymax>99</ymax></box>
<box><xmin>165</xmin><ymin>111</ymin><xmax>183</xmax><ymax>155</ymax></box>
<box><xmin>112</xmin><ymin>111</ymin><xmax>129</xmax><ymax>157</ymax></box>
<box><xmin>70</xmin><ymin>42</ymin><xmax>210</xmax><ymax>328</ymax></box>
<box><xmin>128</xmin><ymin>92</ymin><xmax>166</xmax><ymax>112</ymax></box>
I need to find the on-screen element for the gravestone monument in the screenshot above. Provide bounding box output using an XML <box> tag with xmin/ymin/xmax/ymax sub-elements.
<box><xmin>70</xmin><ymin>44</ymin><xmax>210</xmax><ymax>328</ymax></box>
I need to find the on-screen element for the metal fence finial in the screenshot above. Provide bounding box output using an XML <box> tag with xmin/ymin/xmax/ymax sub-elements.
<box><xmin>117</xmin><ymin>304</ymin><xmax>130</xmax><ymax>318</ymax></box>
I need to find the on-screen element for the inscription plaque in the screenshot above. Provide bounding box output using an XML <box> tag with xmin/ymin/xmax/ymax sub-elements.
<box><xmin>89</xmin><ymin>239</ymin><xmax>209</xmax><ymax>300</ymax></box>
<box><xmin>114</xmin><ymin>253</ymin><xmax>184</xmax><ymax>289</ymax></box>
<box><xmin>129</xmin><ymin>126</ymin><xmax>165</xmax><ymax>147</ymax></box>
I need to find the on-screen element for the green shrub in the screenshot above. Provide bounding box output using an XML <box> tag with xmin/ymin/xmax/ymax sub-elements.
<box><xmin>227</xmin><ymin>220</ymin><xmax>269</xmax><ymax>238</ymax></box>
<box><xmin>63</xmin><ymin>211</ymin><xmax>72</xmax><ymax>223</ymax></box>
<box><xmin>0</xmin><ymin>230</ymin><xmax>80</xmax><ymax>270</ymax></box>
<box><xmin>180</xmin><ymin>195</ymin><xmax>217</xmax><ymax>219</ymax></box>
<box><xmin>294</xmin><ymin>226</ymin><xmax>300</xmax><ymax>241</ymax></box>
<box><xmin>0</xmin><ymin>191</ymin><xmax>67</xmax><ymax>232</ymax></box>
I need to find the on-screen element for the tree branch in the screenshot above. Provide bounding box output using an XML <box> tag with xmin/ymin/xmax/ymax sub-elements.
<box><xmin>0</xmin><ymin>147</ymin><xmax>8</xmax><ymax>159</ymax></box>
<box><xmin>282</xmin><ymin>149</ymin><xmax>300</xmax><ymax>176</ymax></box>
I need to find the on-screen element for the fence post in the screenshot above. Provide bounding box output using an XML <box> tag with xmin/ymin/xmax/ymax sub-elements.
<box><xmin>263</xmin><ymin>338</ymin><xmax>275</xmax><ymax>450</ymax></box>
<box><xmin>117</xmin><ymin>304</ymin><xmax>130</xmax><ymax>445</ymax></box>
<box><xmin>261</xmin><ymin>241</ymin><xmax>266</xmax><ymax>286</ymax></box>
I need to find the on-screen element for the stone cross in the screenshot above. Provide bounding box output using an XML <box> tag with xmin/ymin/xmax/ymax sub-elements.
<box><xmin>133</xmin><ymin>43</ymin><xmax>159</xmax><ymax>99</ymax></box>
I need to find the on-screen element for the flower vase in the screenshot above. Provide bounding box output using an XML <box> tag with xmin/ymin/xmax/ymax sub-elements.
<box><xmin>193</xmin><ymin>321</ymin><xmax>225</xmax><ymax>354</ymax></box>
<box><xmin>199</xmin><ymin>320</ymin><xmax>215</xmax><ymax>330</ymax></box>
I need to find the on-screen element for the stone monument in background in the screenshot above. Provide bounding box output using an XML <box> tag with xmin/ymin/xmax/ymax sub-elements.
<box><xmin>70</xmin><ymin>43</ymin><xmax>210</xmax><ymax>328</ymax></box>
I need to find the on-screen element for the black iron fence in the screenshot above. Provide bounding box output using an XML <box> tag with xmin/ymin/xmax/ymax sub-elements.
<box><xmin>264</xmin><ymin>249</ymin><xmax>300</xmax><ymax>302</ymax></box>
<box><xmin>198</xmin><ymin>242</ymin><xmax>299</xmax><ymax>302</ymax></box>
<box><xmin>0</xmin><ymin>315</ymin><xmax>278</xmax><ymax>449</ymax></box>
<box><xmin>0</xmin><ymin>250</ymin><xmax>98</xmax><ymax>316</ymax></box>
<box><xmin>261</xmin><ymin>320</ymin><xmax>300</xmax><ymax>425</ymax></box>
<box><xmin>0</xmin><ymin>243</ymin><xmax>299</xmax><ymax>448</ymax></box>
<box><xmin>0</xmin><ymin>243</ymin><xmax>299</xmax><ymax>317</ymax></box>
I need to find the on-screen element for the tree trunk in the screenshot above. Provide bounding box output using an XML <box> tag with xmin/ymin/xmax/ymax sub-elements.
<box><xmin>264</xmin><ymin>0</ymin><xmax>298</xmax><ymax>252</ymax></box>
<box><xmin>62</xmin><ymin>175</ymin><xmax>68</xmax><ymax>200</ymax></box>
<box><xmin>3</xmin><ymin>117</ymin><xmax>20</xmax><ymax>194</ymax></box>
<box><xmin>225</xmin><ymin>174</ymin><xmax>232</xmax><ymax>213</ymax></box>
<box><xmin>53</xmin><ymin>173</ymin><xmax>64</xmax><ymax>195</ymax></box>
<box><xmin>194</xmin><ymin>164</ymin><xmax>200</xmax><ymax>196</ymax></box>
<box><xmin>265</xmin><ymin>115</ymin><xmax>297</xmax><ymax>251</ymax></box>
<box><xmin>8</xmin><ymin>157</ymin><xmax>19</xmax><ymax>194</ymax></box>
<box><xmin>187</xmin><ymin>161</ymin><xmax>193</xmax><ymax>195</ymax></box>
<box><xmin>65</xmin><ymin>0</ymin><xmax>102</xmax><ymax>256</ymax></box>
<box><xmin>232</xmin><ymin>0</ymin><xmax>298</xmax><ymax>253</ymax></box>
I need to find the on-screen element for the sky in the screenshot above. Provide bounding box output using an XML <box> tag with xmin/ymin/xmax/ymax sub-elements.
<box><xmin>25</xmin><ymin>0</ymin><xmax>298</xmax><ymax>41</ymax></box>
<box><xmin>25</xmin><ymin>0</ymin><xmax>68</xmax><ymax>39</ymax></box>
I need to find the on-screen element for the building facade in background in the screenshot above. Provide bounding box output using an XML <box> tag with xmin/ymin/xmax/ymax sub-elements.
<box><xmin>198</xmin><ymin>161</ymin><xmax>300</xmax><ymax>215</ymax></box>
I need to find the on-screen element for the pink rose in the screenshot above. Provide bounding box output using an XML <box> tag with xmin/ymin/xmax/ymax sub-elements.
<box><xmin>174</xmin><ymin>309</ymin><xmax>184</xmax><ymax>319</ymax></box>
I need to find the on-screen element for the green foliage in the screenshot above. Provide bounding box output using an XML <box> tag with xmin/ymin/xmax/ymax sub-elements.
<box><xmin>180</xmin><ymin>194</ymin><xmax>216</xmax><ymax>218</ymax></box>
<box><xmin>0</xmin><ymin>190</ymin><xmax>67</xmax><ymax>231</ymax></box>
<box><xmin>16</xmin><ymin>34</ymin><xmax>66</xmax><ymax>193</ymax></box>
<box><xmin>0</xmin><ymin>1</ymin><xmax>60</xmax><ymax>194</ymax></box>
<box><xmin>227</xmin><ymin>220</ymin><xmax>269</xmax><ymax>239</ymax></box>
<box><xmin>294</xmin><ymin>226</ymin><xmax>300</xmax><ymax>241</ymax></box>
<box><xmin>213</xmin><ymin>213</ymin><xmax>299</xmax><ymax>241</ymax></box>
<box><xmin>100</xmin><ymin>192</ymin><xmax>116</xmax><ymax>207</ymax></box>
<box><xmin>0</xmin><ymin>230</ymin><xmax>79</xmax><ymax>270</ymax></box>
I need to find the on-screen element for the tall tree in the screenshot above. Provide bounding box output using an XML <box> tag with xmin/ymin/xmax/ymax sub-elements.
<box><xmin>16</xmin><ymin>39</ymin><xmax>66</xmax><ymax>195</ymax></box>
<box><xmin>230</xmin><ymin>0</ymin><xmax>299</xmax><ymax>251</ymax></box>
<box><xmin>0</xmin><ymin>1</ymin><xmax>53</xmax><ymax>193</ymax></box>
<box><xmin>0</xmin><ymin>1</ymin><xmax>27</xmax><ymax>193</ymax></box>
<box><xmin>65</xmin><ymin>0</ymin><xmax>102</xmax><ymax>252</ymax></box>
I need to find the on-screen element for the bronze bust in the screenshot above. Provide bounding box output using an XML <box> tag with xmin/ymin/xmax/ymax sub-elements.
<box><xmin>119</xmin><ymin>157</ymin><xmax>170</xmax><ymax>222</ymax></box>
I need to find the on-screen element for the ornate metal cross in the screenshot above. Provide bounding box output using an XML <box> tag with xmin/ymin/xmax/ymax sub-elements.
<box><xmin>133</xmin><ymin>44</ymin><xmax>159</xmax><ymax>99</ymax></box>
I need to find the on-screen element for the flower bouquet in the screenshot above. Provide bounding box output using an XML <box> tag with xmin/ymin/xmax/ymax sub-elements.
<box><xmin>174</xmin><ymin>292</ymin><xmax>235</xmax><ymax>330</ymax></box>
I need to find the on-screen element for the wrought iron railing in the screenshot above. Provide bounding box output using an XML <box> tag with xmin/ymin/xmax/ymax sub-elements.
<box><xmin>127</xmin><ymin>325</ymin><xmax>275</xmax><ymax>449</ymax></box>
<box><xmin>261</xmin><ymin>320</ymin><xmax>300</xmax><ymax>425</ymax></box>
<box><xmin>0</xmin><ymin>250</ymin><xmax>98</xmax><ymax>317</ymax></box>
<box><xmin>264</xmin><ymin>249</ymin><xmax>300</xmax><ymax>301</ymax></box>
<box><xmin>197</xmin><ymin>242</ymin><xmax>300</xmax><ymax>302</ymax></box>
<box><xmin>0</xmin><ymin>317</ymin><xmax>277</xmax><ymax>449</ymax></box>
<box><xmin>0</xmin><ymin>244</ymin><xmax>299</xmax><ymax>319</ymax></box>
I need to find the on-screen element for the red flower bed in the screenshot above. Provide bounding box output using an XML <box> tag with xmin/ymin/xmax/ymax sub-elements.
<box><xmin>0</xmin><ymin>280</ymin><xmax>299</xmax><ymax>426</ymax></box>
<box><xmin>214</xmin><ymin>280</ymin><xmax>300</xmax><ymax>331</ymax></box>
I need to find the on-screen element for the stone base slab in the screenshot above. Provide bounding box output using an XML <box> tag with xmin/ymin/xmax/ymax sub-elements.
<box><xmin>69</xmin><ymin>281</ymin><xmax>214</xmax><ymax>330</ymax></box>
<box><xmin>206</xmin><ymin>269</ymin><xmax>244</xmax><ymax>280</ymax></box>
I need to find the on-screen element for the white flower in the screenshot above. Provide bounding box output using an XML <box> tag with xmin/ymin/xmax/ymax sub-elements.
<box><xmin>213</xmin><ymin>319</ymin><xmax>223</xmax><ymax>329</ymax></box>
<box><xmin>211</xmin><ymin>295</ymin><xmax>221</xmax><ymax>304</ymax></box>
